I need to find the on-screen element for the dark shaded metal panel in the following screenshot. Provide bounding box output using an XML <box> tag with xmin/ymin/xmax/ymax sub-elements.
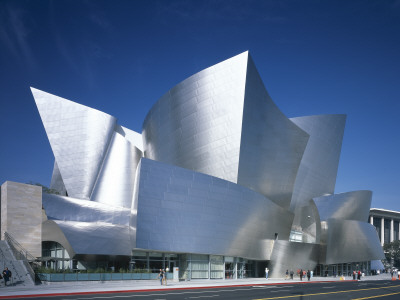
<box><xmin>269</xmin><ymin>241</ymin><xmax>319</xmax><ymax>278</ymax></box>
<box><xmin>135</xmin><ymin>158</ymin><xmax>293</xmax><ymax>260</ymax></box>
<box><xmin>142</xmin><ymin>52</ymin><xmax>249</xmax><ymax>183</ymax></box>
<box><xmin>314</xmin><ymin>190</ymin><xmax>372</xmax><ymax>222</ymax></box>
<box><xmin>237</xmin><ymin>55</ymin><xmax>309</xmax><ymax>210</ymax></box>
<box><xmin>31</xmin><ymin>88</ymin><xmax>116</xmax><ymax>200</ymax></box>
<box><xmin>49</xmin><ymin>161</ymin><xmax>67</xmax><ymax>196</ymax></box>
<box><xmin>325</xmin><ymin>219</ymin><xmax>385</xmax><ymax>264</ymax></box>
<box><xmin>91</xmin><ymin>131</ymin><xmax>143</xmax><ymax>208</ymax></box>
<box><xmin>289</xmin><ymin>114</ymin><xmax>346</xmax><ymax>213</ymax></box>
<box><xmin>42</xmin><ymin>219</ymin><xmax>75</xmax><ymax>258</ymax></box>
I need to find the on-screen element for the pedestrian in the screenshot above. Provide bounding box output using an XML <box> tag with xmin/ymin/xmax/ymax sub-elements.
<box><xmin>307</xmin><ymin>270</ymin><xmax>311</xmax><ymax>281</ymax></box>
<box><xmin>357</xmin><ymin>270</ymin><xmax>361</xmax><ymax>280</ymax></box>
<box><xmin>2</xmin><ymin>267</ymin><xmax>11</xmax><ymax>286</ymax></box>
<box><xmin>265</xmin><ymin>267</ymin><xmax>269</xmax><ymax>280</ymax></box>
<box><xmin>300</xmin><ymin>269</ymin><xmax>303</xmax><ymax>281</ymax></box>
<box><xmin>310</xmin><ymin>270</ymin><xmax>313</xmax><ymax>278</ymax></box>
<box><xmin>352</xmin><ymin>270</ymin><xmax>356</xmax><ymax>280</ymax></box>
<box><xmin>290</xmin><ymin>269</ymin><xmax>294</xmax><ymax>280</ymax></box>
<box><xmin>158</xmin><ymin>269</ymin><xmax>164</xmax><ymax>285</ymax></box>
<box><xmin>285</xmin><ymin>269</ymin><xmax>289</xmax><ymax>280</ymax></box>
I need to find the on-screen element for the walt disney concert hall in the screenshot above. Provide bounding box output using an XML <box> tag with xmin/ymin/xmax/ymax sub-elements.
<box><xmin>30</xmin><ymin>51</ymin><xmax>384</xmax><ymax>278</ymax></box>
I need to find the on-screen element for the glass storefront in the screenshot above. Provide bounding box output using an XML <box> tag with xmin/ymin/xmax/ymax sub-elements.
<box><xmin>130</xmin><ymin>251</ymin><xmax>256</xmax><ymax>279</ymax></box>
<box><xmin>42</xmin><ymin>241</ymin><xmax>71</xmax><ymax>270</ymax></box>
<box><xmin>315</xmin><ymin>261</ymin><xmax>371</xmax><ymax>277</ymax></box>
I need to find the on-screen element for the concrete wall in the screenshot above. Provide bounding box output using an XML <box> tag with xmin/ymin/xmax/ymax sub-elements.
<box><xmin>1</xmin><ymin>181</ymin><xmax>42</xmax><ymax>257</ymax></box>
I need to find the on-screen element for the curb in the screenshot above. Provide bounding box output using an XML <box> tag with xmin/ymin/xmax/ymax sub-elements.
<box><xmin>0</xmin><ymin>280</ymin><xmax>353</xmax><ymax>299</ymax></box>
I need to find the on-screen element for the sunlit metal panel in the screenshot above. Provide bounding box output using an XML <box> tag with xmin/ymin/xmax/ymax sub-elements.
<box><xmin>314</xmin><ymin>190</ymin><xmax>372</xmax><ymax>222</ymax></box>
<box><xmin>91</xmin><ymin>131</ymin><xmax>143</xmax><ymax>208</ymax></box>
<box><xmin>142</xmin><ymin>52</ymin><xmax>248</xmax><ymax>183</ymax></box>
<box><xmin>31</xmin><ymin>88</ymin><xmax>116</xmax><ymax>199</ymax></box>
<box><xmin>135</xmin><ymin>158</ymin><xmax>293</xmax><ymax>260</ymax></box>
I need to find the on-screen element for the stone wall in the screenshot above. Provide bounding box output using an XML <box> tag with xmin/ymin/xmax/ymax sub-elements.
<box><xmin>1</xmin><ymin>181</ymin><xmax>42</xmax><ymax>257</ymax></box>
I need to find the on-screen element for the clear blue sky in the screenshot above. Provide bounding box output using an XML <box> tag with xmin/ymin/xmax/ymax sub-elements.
<box><xmin>0</xmin><ymin>0</ymin><xmax>399</xmax><ymax>210</ymax></box>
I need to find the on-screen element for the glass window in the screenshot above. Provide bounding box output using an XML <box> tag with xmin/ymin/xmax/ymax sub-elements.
<box><xmin>191</xmin><ymin>254</ymin><xmax>209</xmax><ymax>279</ymax></box>
<box><xmin>210</xmin><ymin>255</ymin><xmax>223</xmax><ymax>279</ymax></box>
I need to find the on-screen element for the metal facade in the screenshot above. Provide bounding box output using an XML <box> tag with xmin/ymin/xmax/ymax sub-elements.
<box><xmin>31</xmin><ymin>51</ymin><xmax>384</xmax><ymax>275</ymax></box>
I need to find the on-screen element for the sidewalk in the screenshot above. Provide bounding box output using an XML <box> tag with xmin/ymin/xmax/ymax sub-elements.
<box><xmin>0</xmin><ymin>274</ymin><xmax>393</xmax><ymax>298</ymax></box>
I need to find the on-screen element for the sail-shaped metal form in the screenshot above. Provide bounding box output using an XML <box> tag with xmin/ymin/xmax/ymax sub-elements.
<box><xmin>32</xmin><ymin>88</ymin><xmax>116</xmax><ymax>199</ymax></box>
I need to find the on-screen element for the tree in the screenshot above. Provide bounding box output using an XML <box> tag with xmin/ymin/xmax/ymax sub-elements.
<box><xmin>27</xmin><ymin>182</ymin><xmax>60</xmax><ymax>195</ymax></box>
<box><xmin>383</xmin><ymin>240</ymin><xmax>400</xmax><ymax>269</ymax></box>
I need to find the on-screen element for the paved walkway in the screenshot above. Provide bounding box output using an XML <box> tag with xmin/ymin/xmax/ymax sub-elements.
<box><xmin>0</xmin><ymin>274</ymin><xmax>394</xmax><ymax>298</ymax></box>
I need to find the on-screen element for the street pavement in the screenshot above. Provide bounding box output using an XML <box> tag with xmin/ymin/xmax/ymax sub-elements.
<box><xmin>0</xmin><ymin>273</ymin><xmax>394</xmax><ymax>298</ymax></box>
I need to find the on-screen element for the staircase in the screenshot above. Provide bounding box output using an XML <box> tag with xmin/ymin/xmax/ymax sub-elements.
<box><xmin>0</xmin><ymin>240</ymin><xmax>35</xmax><ymax>286</ymax></box>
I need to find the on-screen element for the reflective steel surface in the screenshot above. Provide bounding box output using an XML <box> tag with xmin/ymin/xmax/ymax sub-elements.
<box><xmin>324</xmin><ymin>219</ymin><xmax>385</xmax><ymax>264</ymax></box>
<box><xmin>269</xmin><ymin>240</ymin><xmax>319</xmax><ymax>278</ymax></box>
<box><xmin>314</xmin><ymin>190</ymin><xmax>372</xmax><ymax>222</ymax></box>
<box><xmin>135</xmin><ymin>158</ymin><xmax>293</xmax><ymax>260</ymax></box>
<box><xmin>91</xmin><ymin>132</ymin><xmax>142</xmax><ymax>208</ymax></box>
<box><xmin>237</xmin><ymin>56</ymin><xmax>309</xmax><ymax>209</ymax></box>
<box><xmin>32</xmin><ymin>87</ymin><xmax>116</xmax><ymax>199</ymax></box>
<box><xmin>32</xmin><ymin>51</ymin><xmax>384</xmax><ymax>273</ymax></box>
<box><xmin>49</xmin><ymin>161</ymin><xmax>67</xmax><ymax>196</ymax></box>
<box><xmin>289</xmin><ymin>114</ymin><xmax>346</xmax><ymax>212</ymax></box>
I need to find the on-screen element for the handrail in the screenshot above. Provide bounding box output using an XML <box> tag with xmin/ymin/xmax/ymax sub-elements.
<box><xmin>3</xmin><ymin>231</ymin><xmax>38</xmax><ymax>284</ymax></box>
<box><xmin>4</xmin><ymin>232</ymin><xmax>37</xmax><ymax>262</ymax></box>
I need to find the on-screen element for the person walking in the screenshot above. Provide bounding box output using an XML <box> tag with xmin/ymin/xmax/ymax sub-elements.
<box><xmin>265</xmin><ymin>267</ymin><xmax>269</xmax><ymax>280</ymax></box>
<box><xmin>300</xmin><ymin>269</ymin><xmax>303</xmax><ymax>281</ymax></box>
<box><xmin>353</xmin><ymin>270</ymin><xmax>356</xmax><ymax>280</ymax></box>
<box><xmin>2</xmin><ymin>267</ymin><xmax>12</xmax><ymax>286</ymax></box>
<box><xmin>158</xmin><ymin>269</ymin><xmax>164</xmax><ymax>285</ymax></box>
<box><xmin>290</xmin><ymin>269</ymin><xmax>294</xmax><ymax>280</ymax></box>
<box><xmin>285</xmin><ymin>269</ymin><xmax>289</xmax><ymax>280</ymax></box>
<box><xmin>307</xmin><ymin>270</ymin><xmax>311</xmax><ymax>281</ymax></box>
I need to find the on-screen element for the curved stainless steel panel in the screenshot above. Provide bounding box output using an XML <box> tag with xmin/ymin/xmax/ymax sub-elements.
<box><xmin>49</xmin><ymin>161</ymin><xmax>67</xmax><ymax>196</ymax></box>
<box><xmin>135</xmin><ymin>158</ymin><xmax>293</xmax><ymax>260</ymax></box>
<box><xmin>237</xmin><ymin>56</ymin><xmax>309</xmax><ymax>209</ymax></box>
<box><xmin>142</xmin><ymin>52</ymin><xmax>248</xmax><ymax>183</ymax></box>
<box><xmin>91</xmin><ymin>131</ymin><xmax>143</xmax><ymax>208</ymax></box>
<box><xmin>269</xmin><ymin>240</ymin><xmax>319</xmax><ymax>278</ymax></box>
<box><xmin>31</xmin><ymin>87</ymin><xmax>116</xmax><ymax>199</ymax></box>
<box><xmin>314</xmin><ymin>190</ymin><xmax>372</xmax><ymax>222</ymax></box>
<box><xmin>289</xmin><ymin>114</ymin><xmax>346</xmax><ymax>212</ymax></box>
<box><xmin>324</xmin><ymin>219</ymin><xmax>385</xmax><ymax>264</ymax></box>
<box><xmin>290</xmin><ymin>200</ymin><xmax>321</xmax><ymax>243</ymax></box>
<box><xmin>42</xmin><ymin>193</ymin><xmax>131</xmax><ymax>226</ymax></box>
<box><xmin>54</xmin><ymin>220</ymin><xmax>133</xmax><ymax>256</ymax></box>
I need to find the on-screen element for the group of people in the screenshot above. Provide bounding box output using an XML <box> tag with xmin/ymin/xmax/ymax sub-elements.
<box><xmin>298</xmin><ymin>269</ymin><xmax>312</xmax><ymax>281</ymax></box>
<box><xmin>352</xmin><ymin>270</ymin><xmax>363</xmax><ymax>280</ymax></box>
<box><xmin>390</xmin><ymin>269</ymin><xmax>400</xmax><ymax>279</ymax></box>
<box><xmin>1</xmin><ymin>267</ymin><xmax>12</xmax><ymax>286</ymax></box>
